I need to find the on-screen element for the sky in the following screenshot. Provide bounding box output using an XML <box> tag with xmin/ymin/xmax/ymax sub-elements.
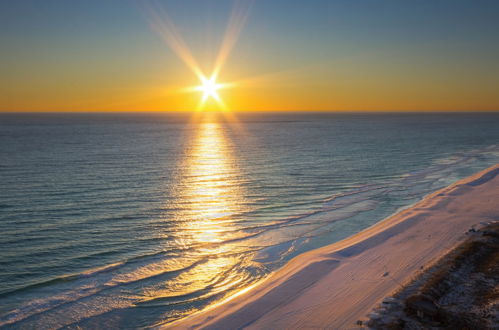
<box><xmin>1</xmin><ymin>0</ymin><xmax>499</xmax><ymax>112</ymax></box>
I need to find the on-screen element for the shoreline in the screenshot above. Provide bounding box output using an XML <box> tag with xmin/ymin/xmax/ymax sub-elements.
<box><xmin>168</xmin><ymin>164</ymin><xmax>499</xmax><ymax>329</ymax></box>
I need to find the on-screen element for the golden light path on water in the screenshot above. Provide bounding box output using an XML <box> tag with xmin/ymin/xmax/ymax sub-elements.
<box><xmin>144</xmin><ymin>118</ymin><xmax>263</xmax><ymax>326</ymax></box>
<box><xmin>181</xmin><ymin>122</ymin><xmax>242</xmax><ymax>243</ymax></box>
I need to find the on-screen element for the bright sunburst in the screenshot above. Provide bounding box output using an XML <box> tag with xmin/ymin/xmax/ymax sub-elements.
<box><xmin>196</xmin><ymin>75</ymin><xmax>224</xmax><ymax>103</ymax></box>
<box><xmin>192</xmin><ymin>74</ymin><xmax>233</xmax><ymax>111</ymax></box>
<box><xmin>144</xmin><ymin>1</ymin><xmax>253</xmax><ymax>112</ymax></box>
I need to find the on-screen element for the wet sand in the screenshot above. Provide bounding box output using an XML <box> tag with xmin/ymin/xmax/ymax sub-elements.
<box><xmin>169</xmin><ymin>164</ymin><xmax>499</xmax><ymax>329</ymax></box>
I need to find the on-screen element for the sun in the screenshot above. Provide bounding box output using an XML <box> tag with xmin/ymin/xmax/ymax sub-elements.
<box><xmin>196</xmin><ymin>75</ymin><xmax>224</xmax><ymax>103</ymax></box>
<box><xmin>192</xmin><ymin>74</ymin><xmax>233</xmax><ymax>111</ymax></box>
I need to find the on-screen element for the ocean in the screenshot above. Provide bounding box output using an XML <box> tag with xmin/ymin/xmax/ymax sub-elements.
<box><xmin>1</xmin><ymin>112</ymin><xmax>499</xmax><ymax>328</ymax></box>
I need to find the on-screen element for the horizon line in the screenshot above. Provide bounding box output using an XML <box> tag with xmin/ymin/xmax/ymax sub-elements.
<box><xmin>1</xmin><ymin>109</ymin><xmax>499</xmax><ymax>114</ymax></box>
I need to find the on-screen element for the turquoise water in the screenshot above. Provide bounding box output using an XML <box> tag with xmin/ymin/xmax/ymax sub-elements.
<box><xmin>1</xmin><ymin>112</ymin><xmax>499</xmax><ymax>328</ymax></box>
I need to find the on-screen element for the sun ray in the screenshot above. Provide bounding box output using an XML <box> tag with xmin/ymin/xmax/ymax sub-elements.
<box><xmin>212</xmin><ymin>0</ymin><xmax>254</xmax><ymax>78</ymax></box>
<box><xmin>143</xmin><ymin>1</ymin><xmax>204</xmax><ymax>80</ymax></box>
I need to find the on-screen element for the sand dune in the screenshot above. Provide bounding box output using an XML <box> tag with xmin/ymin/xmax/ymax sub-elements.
<box><xmin>169</xmin><ymin>164</ymin><xmax>499</xmax><ymax>329</ymax></box>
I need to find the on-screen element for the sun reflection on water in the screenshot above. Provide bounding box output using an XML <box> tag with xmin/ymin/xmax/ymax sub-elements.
<box><xmin>131</xmin><ymin>117</ymin><xmax>270</xmax><ymax>329</ymax></box>
<box><xmin>143</xmin><ymin>117</ymin><xmax>265</xmax><ymax>323</ymax></box>
<box><xmin>179</xmin><ymin>120</ymin><xmax>246</xmax><ymax>244</ymax></box>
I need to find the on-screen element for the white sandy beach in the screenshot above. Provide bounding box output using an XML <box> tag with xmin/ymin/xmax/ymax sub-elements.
<box><xmin>169</xmin><ymin>164</ymin><xmax>499</xmax><ymax>329</ymax></box>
